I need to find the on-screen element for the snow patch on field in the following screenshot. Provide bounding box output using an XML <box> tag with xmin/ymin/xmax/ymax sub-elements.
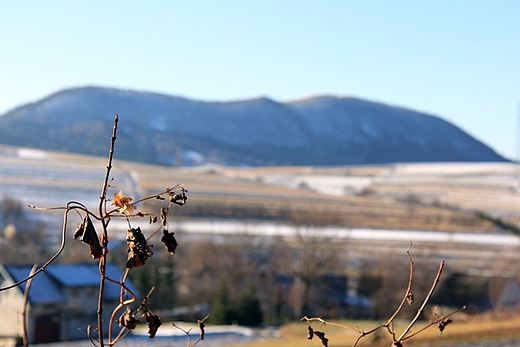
<box><xmin>17</xmin><ymin>148</ymin><xmax>47</xmax><ymax>160</ymax></box>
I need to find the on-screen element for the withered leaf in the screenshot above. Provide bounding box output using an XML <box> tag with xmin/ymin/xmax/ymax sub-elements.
<box><xmin>126</xmin><ymin>227</ymin><xmax>153</xmax><ymax>269</ymax></box>
<box><xmin>161</xmin><ymin>229</ymin><xmax>178</xmax><ymax>254</ymax></box>
<box><xmin>198</xmin><ymin>314</ymin><xmax>210</xmax><ymax>340</ymax></box>
<box><xmin>73</xmin><ymin>215</ymin><xmax>103</xmax><ymax>259</ymax></box>
<box><xmin>142</xmin><ymin>309</ymin><xmax>162</xmax><ymax>338</ymax></box>
<box><xmin>313</xmin><ymin>331</ymin><xmax>328</xmax><ymax>347</ymax></box>
<box><xmin>198</xmin><ymin>320</ymin><xmax>205</xmax><ymax>340</ymax></box>
<box><xmin>307</xmin><ymin>325</ymin><xmax>314</xmax><ymax>340</ymax></box>
<box><xmin>437</xmin><ymin>318</ymin><xmax>452</xmax><ymax>334</ymax></box>
<box><xmin>406</xmin><ymin>291</ymin><xmax>414</xmax><ymax>305</ymax></box>
<box><xmin>169</xmin><ymin>188</ymin><xmax>188</xmax><ymax>206</ymax></box>
<box><xmin>197</xmin><ymin>313</ymin><xmax>210</xmax><ymax>340</ymax></box>
<box><xmin>119</xmin><ymin>307</ymin><xmax>138</xmax><ymax>330</ymax></box>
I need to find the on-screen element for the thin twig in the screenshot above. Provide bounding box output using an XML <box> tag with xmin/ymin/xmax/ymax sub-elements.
<box><xmin>305</xmin><ymin>245</ymin><xmax>415</xmax><ymax>347</ymax></box>
<box><xmin>131</xmin><ymin>184</ymin><xmax>184</xmax><ymax>205</ymax></box>
<box><xmin>402</xmin><ymin>306</ymin><xmax>466</xmax><ymax>340</ymax></box>
<box><xmin>386</xmin><ymin>244</ymin><xmax>414</xmax><ymax>325</ymax></box>
<box><xmin>300</xmin><ymin>316</ymin><xmax>361</xmax><ymax>334</ymax></box>
<box><xmin>396</xmin><ymin>260</ymin><xmax>445</xmax><ymax>342</ymax></box>
<box><xmin>97</xmin><ymin>114</ymin><xmax>119</xmax><ymax>347</ymax></box>
<box><xmin>110</xmin><ymin>328</ymin><xmax>131</xmax><ymax>346</ymax></box>
<box><xmin>0</xmin><ymin>203</ymin><xmax>79</xmax><ymax>291</ymax></box>
<box><xmin>349</xmin><ymin>246</ymin><xmax>416</xmax><ymax>345</ymax></box>
<box><xmin>146</xmin><ymin>224</ymin><xmax>164</xmax><ymax>241</ymax></box>
<box><xmin>173</xmin><ymin>321</ymin><xmax>207</xmax><ymax>347</ymax></box>
<box><xmin>22</xmin><ymin>263</ymin><xmax>38</xmax><ymax>347</ymax></box>
<box><xmin>136</xmin><ymin>286</ymin><xmax>156</xmax><ymax>312</ymax></box>
<box><xmin>302</xmin><ymin>246</ymin><xmax>460</xmax><ymax>347</ymax></box>
<box><xmin>172</xmin><ymin>323</ymin><xmax>193</xmax><ymax>347</ymax></box>
<box><xmin>107</xmin><ymin>269</ymin><xmax>137</xmax><ymax>345</ymax></box>
<box><xmin>87</xmin><ymin>325</ymin><xmax>100</xmax><ymax>347</ymax></box>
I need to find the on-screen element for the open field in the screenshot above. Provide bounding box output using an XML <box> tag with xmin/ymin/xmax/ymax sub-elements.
<box><xmin>2</xmin><ymin>146</ymin><xmax>520</xmax><ymax>346</ymax></box>
<box><xmin>227</xmin><ymin>314</ymin><xmax>520</xmax><ymax>347</ymax></box>
<box><xmin>136</xmin><ymin>162</ymin><xmax>520</xmax><ymax>233</ymax></box>
<box><xmin>29</xmin><ymin>314</ymin><xmax>520</xmax><ymax>347</ymax></box>
<box><xmin>2</xmin><ymin>145</ymin><xmax>520</xmax><ymax>273</ymax></box>
<box><xmin>2</xmin><ymin>144</ymin><xmax>520</xmax><ymax>233</ymax></box>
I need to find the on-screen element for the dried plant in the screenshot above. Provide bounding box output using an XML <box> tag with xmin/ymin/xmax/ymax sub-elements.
<box><xmin>0</xmin><ymin>115</ymin><xmax>207</xmax><ymax>347</ymax></box>
<box><xmin>301</xmin><ymin>245</ymin><xmax>466</xmax><ymax>347</ymax></box>
<box><xmin>0</xmin><ymin>115</ymin><xmax>469</xmax><ymax>347</ymax></box>
<box><xmin>171</xmin><ymin>313</ymin><xmax>211</xmax><ymax>347</ymax></box>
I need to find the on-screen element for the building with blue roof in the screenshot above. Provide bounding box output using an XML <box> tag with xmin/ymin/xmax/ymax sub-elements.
<box><xmin>0</xmin><ymin>262</ymin><xmax>139</xmax><ymax>345</ymax></box>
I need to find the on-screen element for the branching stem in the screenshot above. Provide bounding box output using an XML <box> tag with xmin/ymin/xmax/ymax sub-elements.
<box><xmin>97</xmin><ymin>114</ymin><xmax>119</xmax><ymax>347</ymax></box>
<box><xmin>397</xmin><ymin>260</ymin><xmax>445</xmax><ymax>342</ymax></box>
<box><xmin>303</xmin><ymin>244</ymin><xmax>463</xmax><ymax>347</ymax></box>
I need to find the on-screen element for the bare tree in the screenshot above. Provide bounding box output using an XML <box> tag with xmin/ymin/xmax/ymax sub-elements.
<box><xmin>284</xmin><ymin>210</ymin><xmax>344</xmax><ymax>318</ymax></box>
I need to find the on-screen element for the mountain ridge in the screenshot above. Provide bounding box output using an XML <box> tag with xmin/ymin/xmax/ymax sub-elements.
<box><xmin>0</xmin><ymin>86</ymin><xmax>507</xmax><ymax>166</ymax></box>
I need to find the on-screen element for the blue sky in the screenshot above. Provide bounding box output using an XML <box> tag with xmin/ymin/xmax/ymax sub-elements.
<box><xmin>1</xmin><ymin>1</ymin><xmax>519</xmax><ymax>159</ymax></box>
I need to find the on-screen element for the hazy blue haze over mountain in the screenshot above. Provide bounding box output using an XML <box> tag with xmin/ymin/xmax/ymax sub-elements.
<box><xmin>0</xmin><ymin>87</ymin><xmax>507</xmax><ymax>166</ymax></box>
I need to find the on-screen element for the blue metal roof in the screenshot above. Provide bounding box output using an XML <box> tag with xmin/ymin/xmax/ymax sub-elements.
<box><xmin>46</xmin><ymin>263</ymin><xmax>103</xmax><ymax>287</ymax></box>
<box><xmin>6</xmin><ymin>265</ymin><xmax>65</xmax><ymax>304</ymax></box>
<box><xmin>4</xmin><ymin>262</ymin><xmax>138</xmax><ymax>304</ymax></box>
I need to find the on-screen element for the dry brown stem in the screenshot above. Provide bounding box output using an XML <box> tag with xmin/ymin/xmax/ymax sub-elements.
<box><xmin>2</xmin><ymin>115</ymin><xmax>194</xmax><ymax>347</ymax></box>
<box><xmin>0</xmin><ymin>202</ymin><xmax>84</xmax><ymax>291</ymax></box>
<box><xmin>21</xmin><ymin>263</ymin><xmax>38</xmax><ymax>347</ymax></box>
<box><xmin>172</xmin><ymin>313</ymin><xmax>211</xmax><ymax>347</ymax></box>
<box><xmin>302</xmin><ymin>246</ymin><xmax>465</xmax><ymax>347</ymax></box>
<box><xmin>96</xmin><ymin>114</ymin><xmax>119</xmax><ymax>347</ymax></box>
<box><xmin>396</xmin><ymin>260</ymin><xmax>445</xmax><ymax>343</ymax></box>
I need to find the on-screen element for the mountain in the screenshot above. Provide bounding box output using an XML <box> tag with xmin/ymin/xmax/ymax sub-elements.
<box><xmin>0</xmin><ymin>86</ymin><xmax>507</xmax><ymax>166</ymax></box>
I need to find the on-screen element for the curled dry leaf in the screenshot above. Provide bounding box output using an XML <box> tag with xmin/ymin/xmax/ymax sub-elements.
<box><xmin>155</xmin><ymin>194</ymin><xmax>166</xmax><ymax>201</ymax></box>
<box><xmin>73</xmin><ymin>215</ymin><xmax>103</xmax><ymax>259</ymax></box>
<box><xmin>313</xmin><ymin>331</ymin><xmax>329</xmax><ymax>347</ymax></box>
<box><xmin>198</xmin><ymin>320</ymin><xmax>205</xmax><ymax>340</ymax></box>
<box><xmin>169</xmin><ymin>188</ymin><xmax>188</xmax><ymax>206</ymax></box>
<box><xmin>197</xmin><ymin>314</ymin><xmax>210</xmax><ymax>340</ymax></box>
<box><xmin>406</xmin><ymin>292</ymin><xmax>414</xmax><ymax>305</ymax></box>
<box><xmin>119</xmin><ymin>307</ymin><xmax>138</xmax><ymax>330</ymax></box>
<box><xmin>161</xmin><ymin>229</ymin><xmax>178</xmax><ymax>254</ymax></box>
<box><xmin>437</xmin><ymin>318</ymin><xmax>452</xmax><ymax>334</ymax></box>
<box><xmin>142</xmin><ymin>309</ymin><xmax>162</xmax><ymax>338</ymax></box>
<box><xmin>307</xmin><ymin>325</ymin><xmax>314</xmax><ymax>340</ymax></box>
<box><xmin>126</xmin><ymin>227</ymin><xmax>153</xmax><ymax>269</ymax></box>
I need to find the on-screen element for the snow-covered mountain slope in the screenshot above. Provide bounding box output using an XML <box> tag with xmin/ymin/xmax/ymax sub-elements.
<box><xmin>0</xmin><ymin>86</ymin><xmax>507</xmax><ymax>166</ymax></box>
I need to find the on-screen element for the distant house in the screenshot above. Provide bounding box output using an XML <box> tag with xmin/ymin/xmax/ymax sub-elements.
<box><xmin>431</xmin><ymin>272</ymin><xmax>520</xmax><ymax>313</ymax></box>
<box><xmin>0</xmin><ymin>262</ymin><xmax>138</xmax><ymax>346</ymax></box>
<box><xmin>264</xmin><ymin>273</ymin><xmax>373</xmax><ymax>320</ymax></box>
<box><xmin>314</xmin><ymin>275</ymin><xmax>373</xmax><ymax>319</ymax></box>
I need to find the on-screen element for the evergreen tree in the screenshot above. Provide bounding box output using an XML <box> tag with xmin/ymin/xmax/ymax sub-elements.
<box><xmin>237</xmin><ymin>289</ymin><xmax>263</xmax><ymax>326</ymax></box>
<box><xmin>211</xmin><ymin>281</ymin><xmax>237</xmax><ymax>325</ymax></box>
